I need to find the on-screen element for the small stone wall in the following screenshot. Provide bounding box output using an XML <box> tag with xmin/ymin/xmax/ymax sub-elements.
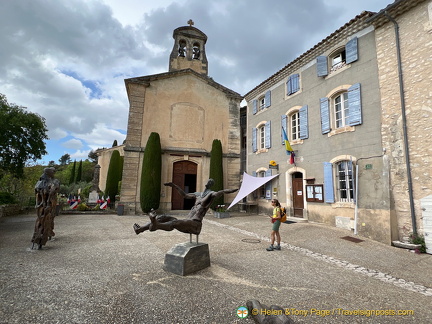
<box><xmin>0</xmin><ymin>204</ymin><xmax>22</xmax><ymax>218</ymax></box>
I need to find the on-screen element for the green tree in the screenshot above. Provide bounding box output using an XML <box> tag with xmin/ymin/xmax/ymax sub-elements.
<box><xmin>112</xmin><ymin>140</ymin><xmax>118</xmax><ymax>147</ymax></box>
<box><xmin>140</xmin><ymin>132</ymin><xmax>161</xmax><ymax>213</ymax></box>
<box><xmin>59</xmin><ymin>154</ymin><xmax>71</xmax><ymax>165</ymax></box>
<box><xmin>76</xmin><ymin>160</ymin><xmax>82</xmax><ymax>183</ymax></box>
<box><xmin>209</xmin><ymin>139</ymin><xmax>224</xmax><ymax>210</ymax></box>
<box><xmin>69</xmin><ymin>160</ymin><xmax>76</xmax><ymax>184</ymax></box>
<box><xmin>0</xmin><ymin>94</ymin><xmax>48</xmax><ymax>178</ymax></box>
<box><xmin>88</xmin><ymin>150</ymin><xmax>98</xmax><ymax>164</ymax></box>
<box><xmin>81</xmin><ymin>160</ymin><xmax>96</xmax><ymax>183</ymax></box>
<box><xmin>105</xmin><ymin>150</ymin><xmax>123</xmax><ymax>203</ymax></box>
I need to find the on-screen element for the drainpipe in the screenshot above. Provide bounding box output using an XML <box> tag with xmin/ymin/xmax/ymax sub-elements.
<box><xmin>384</xmin><ymin>11</ymin><xmax>417</xmax><ymax>235</ymax></box>
<box><xmin>354</xmin><ymin>162</ymin><xmax>359</xmax><ymax>235</ymax></box>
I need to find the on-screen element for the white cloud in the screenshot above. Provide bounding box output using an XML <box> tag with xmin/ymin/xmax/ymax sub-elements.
<box><xmin>62</xmin><ymin>139</ymin><xmax>84</xmax><ymax>150</ymax></box>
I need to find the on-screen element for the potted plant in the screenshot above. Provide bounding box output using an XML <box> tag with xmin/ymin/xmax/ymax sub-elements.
<box><xmin>214</xmin><ymin>204</ymin><xmax>230</xmax><ymax>218</ymax></box>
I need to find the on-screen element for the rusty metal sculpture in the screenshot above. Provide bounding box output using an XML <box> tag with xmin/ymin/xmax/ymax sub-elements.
<box><xmin>133</xmin><ymin>179</ymin><xmax>237</xmax><ymax>238</ymax></box>
<box><xmin>31</xmin><ymin>167</ymin><xmax>60</xmax><ymax>249</ymax></box>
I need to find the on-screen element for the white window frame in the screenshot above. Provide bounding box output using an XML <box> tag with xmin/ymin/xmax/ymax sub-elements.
<box><xmin>259</xmin><ymin>96</ymin><xmax>265</xmax><ymax>111</ymax></box>
<box><xmin>259</xmin><ymin>125</ymin><xmax>265</xmax><ymax>149</ymax></box>
<box><xmin>333</xmin><ymin>92</ymin><xmax>349</xmax><ymax>129</ymax></box>
<box><xmin>330</xmin><ymin>49</ymin><xmax>346</xmax><ymax>72</ymax></box>
<box><xmin>290</xmin><ymin>111</ymin><xmax>300</xmax><ymax>141</ymax></box>
<box><xmin>336</xmin><ymin>160</ymin><xmax>354</xmax><ymax>203</ymax></box>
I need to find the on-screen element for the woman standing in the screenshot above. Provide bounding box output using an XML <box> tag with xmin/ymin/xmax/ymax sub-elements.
<box><xmin>266</xmin><ymin>199</ymin><xmax>282</xmax><ymax>251</ymax></box>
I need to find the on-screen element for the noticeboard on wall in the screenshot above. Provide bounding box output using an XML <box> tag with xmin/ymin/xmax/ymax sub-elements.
<box><xmin>306</xmin><ymin>184</ymin><xmax>324</xmax><ymax>203</ymax></box>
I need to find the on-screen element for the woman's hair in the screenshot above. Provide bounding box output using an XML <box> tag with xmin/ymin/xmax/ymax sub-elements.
<box><xmin>272</xmin><ymin>199</ymin><xmax>281</xmax><ymax>207</ymax></box>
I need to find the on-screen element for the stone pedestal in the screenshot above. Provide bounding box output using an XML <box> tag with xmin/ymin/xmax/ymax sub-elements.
<box><xmin>164</xmin><ymin>242</ymin><xmax>210</xmax><ymax>276</ymax></box>
<box><xmin>88</xmin><ymin>190</ymin><xmax>99</xmax><ymax>204</ymax></box>
<box><xmin>214</xmin><ymin>212</ymin><xmax>230</xmax><ymax>218</ymax></box>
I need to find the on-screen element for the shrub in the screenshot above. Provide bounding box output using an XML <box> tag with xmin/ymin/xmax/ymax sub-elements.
<box><xmin>409</xmin><ymin>233</ymin><xmax>426</xmax><ymax>253</ymax></box>
<box><xmin>140</xmin><ymin>132</ymin><xmax>161</xmax><ymax>213</ymax></box>
<box><xmin>105</xmin><ymin>150</ymin><xmax>123</xmax><ymax>203</ymax></box>
<box><xmin>77</xmin><ymin>203</ymin><xmax>89</xmax><ymax>211</ymax></box>
<box><xmin>209</xmin><ymin>139</ymin><xmax>224</xmax><ymax>210</ymax></box>
<box><xmin>0</xmin><ymin>192</ymin><xmax>16</xmax><ymax>205</ymax></box>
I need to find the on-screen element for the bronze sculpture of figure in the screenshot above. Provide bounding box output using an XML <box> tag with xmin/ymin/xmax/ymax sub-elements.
<box><xmin>133</xmin><ymin>178</ymin><xmax>237</xmax><ymax>235</ymax></box>
<box><xmin>32</xmin><ymin>167</ymin><xmax>60</xmax><ymax>249</ymax></box>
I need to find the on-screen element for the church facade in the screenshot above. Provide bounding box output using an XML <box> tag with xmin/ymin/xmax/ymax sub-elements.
<box><xmin>117</xmin><ymin>23</ymin><xmax>242</xmax><ymax>214</ymax></box>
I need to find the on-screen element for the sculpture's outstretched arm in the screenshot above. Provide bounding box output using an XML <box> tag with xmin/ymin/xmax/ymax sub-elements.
<box><xmin>211</xmin><ymin>188</ymin><xmax>238</xmax><ymax>199</ymax></box>
<box><xmin>164</xmin><ymin>182</ymin><xmax>196</xmax><ymax>199</ymax></box>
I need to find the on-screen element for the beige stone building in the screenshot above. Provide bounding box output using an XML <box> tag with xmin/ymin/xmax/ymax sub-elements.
<box><xmin>109</xmin><ymin>24</ymin><xmax>242</xmax><ymax>214</ymax></box>
<box><xmin>96</xmin><ymin>145</ymin><xmax>124</xmax><ymax>193</ymax></box>
<box><xmin>369</xmin><ymin>0</ymin><xmax>432</xmax><ymax>242</ymax></box>
<box><xmin>243</xmin><ymin>0</ymin><xmax>431</xmax><ymax>246</ymax></box>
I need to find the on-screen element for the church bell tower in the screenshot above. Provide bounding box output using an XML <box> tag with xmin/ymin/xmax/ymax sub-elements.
<box><xmin>169</xmin><ymin>19</ymin><xmax>208</xmax><ymax>76</ymax></box>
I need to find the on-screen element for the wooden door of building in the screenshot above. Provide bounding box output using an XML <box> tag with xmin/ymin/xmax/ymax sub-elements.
<box><xmin>292</xmin><ymin>172</ymin><xmax>304</xmax><ymax>217</ymax></box>
<box><xmin>171</xmin><ymin>161</ymin><xmax>197</xmax><ymax>210</ymax></box>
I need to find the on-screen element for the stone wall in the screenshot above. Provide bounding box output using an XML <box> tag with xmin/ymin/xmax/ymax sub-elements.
<box><xmin>375</xmin><ymin>1</ymin><xmax>432</xmax><ymax>240</ymax></box>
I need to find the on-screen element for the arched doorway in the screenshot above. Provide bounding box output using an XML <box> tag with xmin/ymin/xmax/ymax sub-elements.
<box><xmin>172</xmin><ymin>161</ymin><xmax>197</xmax><ymax>210</ymax></box>
<box><xmin>292</xmin><ymin>172</ymin><xmax>304</xmax><ymax>217</ymax></box>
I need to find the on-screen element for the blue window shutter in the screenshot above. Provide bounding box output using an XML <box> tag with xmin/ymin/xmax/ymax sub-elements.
<box><xmin>323</xmin><ymin>162</ymin><xmax>335</xmax><ymax>203</ymax></box>
<box><xmin>281</xmin><ymin>115</ymin><xmax>288</xmax><ymax>144</ymax></box>
<box><xmin>320</xmin><ymin>97</ymin><xmax>331</xmax><ymax>134</ymax></box>
<box><xmin>252</xmin><ymin>171</ymin><xmax>257</xmax><ymax>177</ymax></box>
<box><xmin>252</xmin><ymin>100</ymin><xmax>257</xmax><ymax>115</ymax></box>
<box><xmin>346</xmin><ymin>37</ymin><xmax>358</xmax><ymax>64</ymax></box>
<box><xmin>265</xmin><ymin>169</ymin><xmax>272</xmax><ymax>199</ymax></box>
<box><xmin>265</xmin><ymin>121</ymin><xmax>271</xmax><ymax>149</ymax></box>
<box><xmin>286</xmin><ymin>76</ymin><xmax>292</xmax><ymax>95</ymax></box>
<box><xmin>348</xmin><ymin>83</ymin><xmax>362</xmax><ymax>126</ymax></box>
<box><xmin>265</xmin><ymin>90</ymin><xmax>271</xmax><ymax>108</ymax></box>
<box><xmin>252</xmin><ymin>127</ymin><xmax>257</xmax><ymax>153</ymax></box>
<box><xmin>299</xmin><ymin>105</ymin><xmax>309</xmax><ymax>139</ymax></box>
<box><xmin>292</xmin><ymin>73</ymin><xmax>300</xmax><ymax>93</ymax></box>
<box><xmin>317</xmin><ymin>56</ymin><xmax>328</xmax><ymax>77</ymax></box>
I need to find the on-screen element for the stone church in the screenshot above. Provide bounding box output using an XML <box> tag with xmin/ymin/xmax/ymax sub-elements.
<box><xmin>102</xmin><ymin>22</ymin><xmax>242</xmax><ymax>214</ymax></box>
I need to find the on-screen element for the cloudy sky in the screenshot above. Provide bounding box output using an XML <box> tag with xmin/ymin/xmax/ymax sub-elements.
<box><xmin>1</xmin><ymin>0</ymin><xmax>392</xmax><ymax>165</ymax></box>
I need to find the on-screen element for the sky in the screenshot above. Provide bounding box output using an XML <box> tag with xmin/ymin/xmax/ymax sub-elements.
<box><xmin>0</xmin><ymin>0</ymin><xmax>392</xmax><ymax>165</ymax></box>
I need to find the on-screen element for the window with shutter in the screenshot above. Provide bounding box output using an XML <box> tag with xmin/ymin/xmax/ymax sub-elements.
<box><xmin>318</xmin><ymin>37</ymin><xmax>358</xmax><ymax>77</ymax></box>
<box><xmin>321</xmin><ymin>83</ymin><xmax>362</xmax><ymax>136</ymax></box>
<box><xmin>286</xmin><ymin>74</ymin><xmax>300</xmax><ymax>95</ymax></box>
<box><xmin>253</xmin><ymin>100</ymin><xmax>258</xmax><ymax>115</ymax></box>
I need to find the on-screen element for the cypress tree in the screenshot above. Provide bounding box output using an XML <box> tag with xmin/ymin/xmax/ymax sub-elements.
<box><xmin>105</xmin><ymin>150</ymin><xmax>123</xmax><ymax>203</ymax></box>
<box><xmin>76</xmin><ymin>160</ymin><xmax>82</xmax><ymax>182</ymax></box>
<box><xmin>140</xmin><ymin>132</ymin><xmax>162</xmax><ymax>213</ymax></box>
<box><xmin>69</xmin><ymin>160</ymin><xmax>76</xmax><ymax>184</ymax></box>
<box><xmin>112</xmin><ymin>139</ymin><xmax>118</xmax><ymax>147</ymax></box>
<box><xmin>209</xmin><ymin>139</ymin><xmax>224</xmax><ymax>209</ymax></box>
